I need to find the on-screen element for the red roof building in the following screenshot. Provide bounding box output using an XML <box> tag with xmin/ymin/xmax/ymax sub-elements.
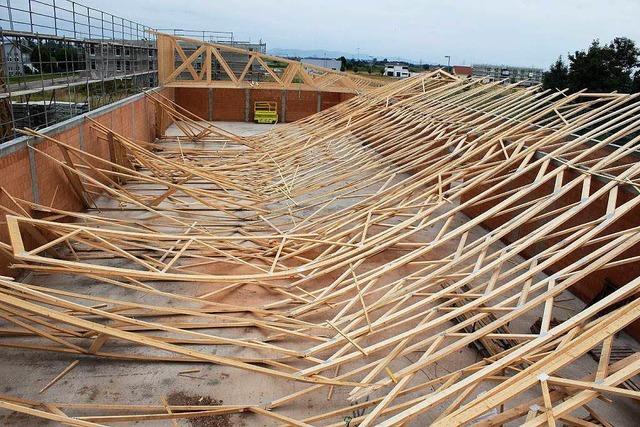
<box><xmin>453</xmin><ymin>65</ymin><xmax>473</xmax><ymax>77</ymax></box>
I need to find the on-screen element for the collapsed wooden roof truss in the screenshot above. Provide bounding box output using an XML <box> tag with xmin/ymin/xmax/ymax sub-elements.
<box><xmin>1</xmin><ymin>70</ymin><xmax>640</xmax><ymax>425</ymax></box>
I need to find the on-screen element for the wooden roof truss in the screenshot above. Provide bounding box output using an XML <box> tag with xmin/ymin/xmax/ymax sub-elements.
<box><xmin>155</xmin><ymin>31</ymin><xmax>385</xmax><ymax>93</ymax></box>
<box><xmin>1</xmin><ymin>71</ymin><xmax>640</xmax><ymax>425</ymax></box>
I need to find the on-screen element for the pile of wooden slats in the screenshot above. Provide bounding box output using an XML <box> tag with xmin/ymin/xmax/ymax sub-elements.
<box><xmin>1</xmin><ymin>70</ymin><xmax>639</xmax><ymax>425</ymax></box>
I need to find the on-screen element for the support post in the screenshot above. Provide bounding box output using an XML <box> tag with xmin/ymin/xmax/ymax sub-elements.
<box><xmin>244</xmin><ymin>88</ymin><xmax>251</xmax><ymax>122</ymax></box>
<box><xmin>156</xmin><ymin>34</ymin><xmax>175</xmax><ymax>85</ymax></box>
<box><xmin>27</xmin><ymin>140</ymin><xmax>40</xmax><ymax>204</ymax></box>
<box><xmin>280</xmin><ymin>90</ymin><xmax>287</xmax><ymax>123</ymax></box>
<box><xmin>154</xmin><ymin>100</ymin><xmax>163</xmax><ymax>139</ymax></box>
<box><xmin>208</xmin><ymin>88</ymin><xmax>213</xmax><ymax>121</ymax></box>
<box><xmin>78</xmin><ymin>117</ymin><xmax>85</xmax><ymax>151</ymax></box>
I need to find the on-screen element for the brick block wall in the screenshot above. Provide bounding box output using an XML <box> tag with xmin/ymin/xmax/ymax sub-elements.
<box><xmin>286</xmin><ymin>90</ymin><xmax>318</xmax><ymax>122</ymax></box>
<box><xmin>460</xmin><ymin>147</ymin><xmax>640</xmax><ymax>339</ymax></box>
<box><xmin>322</xmin><ymin>92</ymin><xmax>354</xmax><ymax>110</ymax></box>
<box><xmin>175</xmin><ymin>87</ymin><xmax>209</xmax><ymax>119</ymax></box>
<box><xmin>0</xmin><ymin>149</ymin><xmax>33</xmax><ymax>249</ymax></box>
<box><xmin>213</xmin><ymin>88</ymin><xmax>246</xmax><ymax>121</ymax></box>
<box><xmin>0</xmin><ymin>88</ymin><xmax>174</xmax><ymax>276</ymax></box>
<box><xmin>174</xmin><ymin>87</ymin><xmax>354</xmax><ymax>123</ymax></box>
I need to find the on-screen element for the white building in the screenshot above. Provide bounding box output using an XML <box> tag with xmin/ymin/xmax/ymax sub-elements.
<box><xmin>3</xmin><ymin>41</ymin><xmax>36</xmax><ymax>76</ymax></box>
<box><xmin>384</xmin><ymin>64</ymin><xmax>410</xmax><ymax>78</ymax></box>
<box><xmin>301</xmin><ymin>58</ymin><xmax>341</xmax><ymax>71</ymax></box>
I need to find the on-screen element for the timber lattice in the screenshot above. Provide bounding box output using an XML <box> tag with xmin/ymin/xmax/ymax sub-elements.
<box><xmin>0</xmin><ymin>70</ymin><xmax>640</xmax><ymax>425</ymax></box>
<box><xmin>155</xmin><ymin>31</ymin><xmax>386</xmax><ymax>93</ymax></box>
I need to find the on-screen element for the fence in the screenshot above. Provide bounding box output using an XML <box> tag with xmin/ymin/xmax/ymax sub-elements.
<box><xmin>0</xmin><ymin>0</ymin><xmax>158</xmax><ymax>142</ymax></box>
<box><xmin>157</xmin><ymin>29</ymin><xmax>235</xmax><ymax>44</ymax></box>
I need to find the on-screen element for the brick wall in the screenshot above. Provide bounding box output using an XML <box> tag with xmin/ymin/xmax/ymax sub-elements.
<box><xmin>0</xmin><ymin>87</ymin><xmax>174</xmax><ymax>276</ymax></box>
<box><xmin>174</xmin><ymin>87</ymin><xmax>354</xmax><ymax>123</ymax></box>
<box><xmin>460</xmin><ymin>146</ymin><xmax>640</xmax><ymax>339</ymax></box>
<box><xmin>214</xmin><ymin>88</ymin><xmax>248</xmax><ymax>121</ymax></box>
<box><xmin>286</xmin><ymin>90</ymin><xmax>318</xmax><ymax>122</ymax></box>
<box><xmin>174</xmin><ymin>87</ymin><xmax>209</xmax><ymax>119</ymax></box>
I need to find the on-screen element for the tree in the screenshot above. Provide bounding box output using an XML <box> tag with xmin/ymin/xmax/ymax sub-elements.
<box><xmin>338</xmin><ymin>56</ymin><xmax>347</xmax><ymax>72</ymax></box>
<box><xmin>542</xmin><ymin>56</ymin><xmax>569</xmax><ymax>90</ymax></box>
<box><xmin>543</xmin><ymin>37</ymin><xmax>640</xmax><ymax>93</ymax></box>
<box><xmin>31</xmin><ymin>44</ymin><xmax>53</xmax><ymax>73</ymax></box>
<box><xmin>568</xmin><ymin>37</ymin><xmax>638</xmax><ymax>93</ymax></box>
<box><xmin>633</xmin><ymin>70</ymin><xmax>640</xmax><ymax>93</ymax></box>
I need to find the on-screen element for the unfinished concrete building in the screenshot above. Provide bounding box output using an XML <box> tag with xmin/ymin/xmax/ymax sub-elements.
<box><xmin>472</xmin><ymin>64</ymin><xmax>544</xmax><ymax>85</ymax></box>
<box><xmin>0</xmin><ymin>21</ymin><xmax>640</xmax><ymax>427</ymax></box>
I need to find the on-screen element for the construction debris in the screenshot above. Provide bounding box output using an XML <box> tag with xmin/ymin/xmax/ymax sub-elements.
<box><xmin>1</xmin><ymin>70</ymin><xmax>640</xmax><ymax>425</ymax></box>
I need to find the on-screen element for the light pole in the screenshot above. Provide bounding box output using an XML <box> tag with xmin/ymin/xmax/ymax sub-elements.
<box><xmin>445</xmin><ymin>55</ymin><xmax>451</xmax><ymax>68</ymax></box>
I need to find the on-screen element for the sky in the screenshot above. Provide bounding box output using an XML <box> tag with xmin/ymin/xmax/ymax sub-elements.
<box><xmin>80</xmin><ymin>0</ymin><xmax>640</xmax><ymax>69</ymax></box>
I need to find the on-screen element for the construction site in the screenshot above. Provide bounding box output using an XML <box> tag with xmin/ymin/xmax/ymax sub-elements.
<box><xmin>1</xmin><ymin>1</ymin><xmax>640</xmax><ymax>426</ymax></box>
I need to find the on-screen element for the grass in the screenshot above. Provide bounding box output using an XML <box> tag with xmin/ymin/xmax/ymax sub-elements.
<box><xmin>8</xmin><ymin>71</ymin><xmax>81</xmax><ymax>84</ymax></box>
<box><xmin>347</xmin><ymin>70</ymin><xmax>395</xmax><ymax>82</ymax></box>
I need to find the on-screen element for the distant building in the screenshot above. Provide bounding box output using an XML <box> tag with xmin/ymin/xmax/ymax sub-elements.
<box><xmin>301</xmin><ymin>58</ymin><xmax>341</xmax><ymax>71</ymax></box>
<box><xmin>2</xmin><ymin>41</ymin><xmax>36</xmax><ymax>76</ymax></box>
<box><xmin>472</xmin><ymin>64</ymin><xmax>543</xmax><ymax>85</ymax></box>
<box><xmin>84</xmin><ymin>39</ymin><xmax>266</xmax><ymax>85</ymax></box>
<box><xmin>453</xmin><ymin>65</ymin><xmax>472</xmax><ymax>78</ymax></box>
<box><xmin>86</xmin><ymin>40</ymin><xmax>157</xmax><ymax>81</ymax></box>
<box><xmin>384</xmin><ymin>64</ymin><xmax>410</xmax><ymax>78</ymax></box>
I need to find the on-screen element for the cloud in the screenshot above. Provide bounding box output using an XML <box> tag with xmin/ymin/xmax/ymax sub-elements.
<box><xmin>80</xmin><ymin>0</ymin><xmax>640</xmax><ymax>68</ymax></box>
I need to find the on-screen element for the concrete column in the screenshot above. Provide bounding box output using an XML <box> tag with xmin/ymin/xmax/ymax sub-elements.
<box><xmin>143</xmin><ymin>94</ymin><xmax>149</xmax><ymax>141</ymax></box>
<box><xmin>317</xmin><ymin>92</ymin><xmax>322</xmax><ymax>113</ymax></box>
<box><xmin>244</xmin><ymin>89</ymin><xmax>251</xmax><ymax>122</ymax></box>
<box><xmin>154</xmin><ymin>100</ymin><xmax>163</xmax><ymax>139</ymax></box>
<box><xmin>208</xmin><ymin>88</ymin><xmax>214</xmax><ymax>121</ymax></box>
<box><xmin>280</xmin><ymin>90</ymin><xmax>287</xmax><ymax>123</ymax></box>
<box><xmin>130</xmin><ymin>103</ymin><xmax>136</xmax><ymax>140</ymax></box>
<box><xmin>78</xmin><ymin>118</ymin><xmax>85</xmax><ymax>151</ymax></box>
<box><xmin>27</xmin><ymin>140</ymin><xmax>40</xmax><ymax>204</ymax></box>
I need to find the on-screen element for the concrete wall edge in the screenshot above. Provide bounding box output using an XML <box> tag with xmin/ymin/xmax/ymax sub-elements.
<box><xmin>0</xmin><ymin>87</ymin><xmax>164</xmax><ymax>157</ymax></box>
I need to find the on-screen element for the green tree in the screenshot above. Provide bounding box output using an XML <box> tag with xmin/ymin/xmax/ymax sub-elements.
<box><xmin>543</xmin><ymin>37</ymin><xmax>640</xmax><ymax>93</ymax></box>
<box><xmin>567</xmin><ymin>37</ymin><xmax>639</xmax><ymax>93</ymax></box>
<box><xmin>31</xmin><ymin>45</ymin><xmax>53</xmax><ymax>73</ymax></box>
<box><xmin>338</xmin><ymin>56</ymin><xmax>347</xmax><ymax>72</ymax></box>
<box><xmin>542</xmin><ymin>56</ymin><xmax>569</xmax><ymax>90</ymax></box>
<box><xmin>633</xmin><ymin>70</ymin><xmax>640</xmax><ymax>93</ymax></box>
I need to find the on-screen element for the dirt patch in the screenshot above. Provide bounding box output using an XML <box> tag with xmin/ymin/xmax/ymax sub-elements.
<box><xmin>78</xmin><ymin>385</ymin><xmax>99</xmax><ymax>401</ymax></box>
<box><xmin>166</xmin><ymin>391</ymin><xmax>232</xmax><ymax>427</ymax></box>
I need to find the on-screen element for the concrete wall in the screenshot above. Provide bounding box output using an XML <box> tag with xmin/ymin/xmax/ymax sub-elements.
<box><xmin>174</xmin><ymin>87</ymin><xmax>354</xmax><ymax>123</ymax></box>
<box><xmin>0</xmin><ymin>87</ymin><xmax>174</xmax><ymax>277</ymax></box>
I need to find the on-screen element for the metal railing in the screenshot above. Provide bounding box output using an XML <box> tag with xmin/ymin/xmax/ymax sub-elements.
<box><xmin>1</xmin><ymin>0</ymin><xmax>154</xmax><ymax>42</ymax></box>
<box><xmin>0</xmin><ymin>0</ymin><xmax>158</xmax><ymax>142</ymax></box>
<box><xmin>158</xmin><ymin>28</ymin><xmax>234</xmax><ymax>44</ymax></box>
<box><xmin>158</xmin><ymin>28</ymin><xmax>265</xmax><ymax>53</ymax></box>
